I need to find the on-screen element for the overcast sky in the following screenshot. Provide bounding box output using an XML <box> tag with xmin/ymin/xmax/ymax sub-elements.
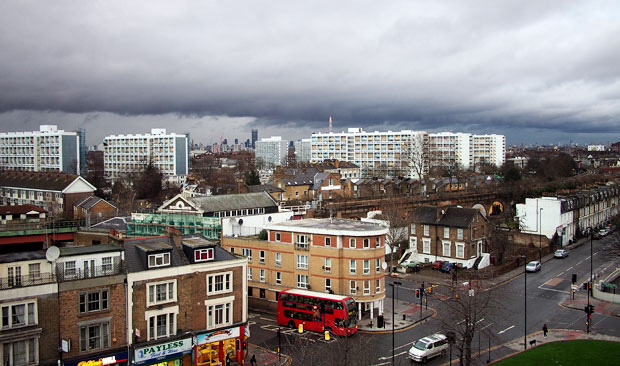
<box><xmin>1</xmin><ymin>1</ymin><xmax>619</xmax><ymax>147</ymax></box>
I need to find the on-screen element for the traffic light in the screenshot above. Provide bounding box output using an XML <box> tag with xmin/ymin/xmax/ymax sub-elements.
<box><xmin>572</xmin><ymin>274</ymin><xmax>577</xmax><ymax>284</ymax></box>
<box><xmin>415</xmin><ymin>289</ymin><xmax>421</xmax><ymax>299</ymax></box>
<box><xmin>584</xmin><ymin>305</ymin><xmax>595</xmax><ymax>315</ymax></box>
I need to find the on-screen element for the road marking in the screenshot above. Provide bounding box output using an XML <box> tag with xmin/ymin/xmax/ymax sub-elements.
<box><xmin>378</xmin><ymin>351</ymin><xmax>408</xmax><ymax>361</ymax></box>
<box><xmin>260</xmin><ymin>317</ymin><xmax>274</xmax><ymax>322</ymax></box>
<box><xmin>537</xmin><ymin>285</ymin><xmax>570</xmax><ymax>294</ymax></box>
<box><xmin>498</xmin><ymin>325</ymin><xmax>514</xmax><ymax>334</ymax></box>
<box><xmin>480</xmin><ymin>323</ymin><xmax>493</xmax><ymax>331</ymax></box>
<box><xmin>566</xmin><ymin>266</ymin><xmax>573</xmax><ymax>271</ymax></box>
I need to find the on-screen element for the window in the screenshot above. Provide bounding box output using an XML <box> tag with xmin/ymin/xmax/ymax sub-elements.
<box><xmin>147</xmin><ymin>312</ymin><xmax>176</xmax><ymax>340</ymax></box>
<box><xmin>275</xmin><ymin>232</ymin><xmax>281</xmax><ymax>241</ymax></box>
<box><xmin>349</xmin><ymin>260</ymin><xmax>356</xmax><ymax>274</ymax></box>
<box><xmin>64</xmin><ymin>261</ymin><xmax>76</xmax><ymax>278</ymax></box>
<box><xmin>444</xmin><ymin>227</ymin><xmax>450</xmax><ymax>238</ymax></box>
<box><xmin>80</xmin><ymin>321</ymin><xmax>110</xmax><ymax>351</ymax></box>
<box><xmin>260</xmin><ymin>269</ymin><xmax>265</xmax><ymax>282</ymax></box>
<box><xmin>28</xmin><ymin>263</ymin><xmax>40</xmax><ymax>280</ymax></box>
<box><xmin>456</xmin><ymin>243</ymin><xmax>465</xmax><ymax>258</ymax></box>
<box><xmin>364</xmin><ymin>280</ymin><xmax>370</xmax><ymax>294</ymax></box>
<box><xmin>363</xmin><ymin>239</ymin><xmax>370</xmax><ymax>248</ymax></box>
<box><xmin>442</xmin><ymin>241</ymin><xmax>451</xmax><ymax>257</ymax></box>
<box><xmin>422</xmin><ymin>238</ymin><xmax>431</xmax><ymax>254</ymax></box>
<box><xmin>276</xmin><ymin>272</ymin><xmax>282</xmax><ymax>285</ymax></box>
<box><xmin>410</xmin><ymin>224</ymin><xmax>416</xmax><ymax>234</ymax></box>
<box><xmin>376</xmin><ymin>279</ymin><xmax>381</xmax><ymax>293</ymax></box>
<box><xmin>242</xmin><ymin>248</ymin><xmax>253</xmax><ymax>262</ymax></box>
<box><xmin>148</xmin><ymin>252</ymin><xmax>171</xmax><ymax>268</ymax></box>
<box><xmin>350</xmin><ymin>280</ymin><xmax>357</xmax><ymax>295</ymax></box>
<box><xmin>194</xmin><ymin>248</ymin><xmax>214</xmax><ymax>262</ymax></box>
<box><xmin>79</xmin><ymin>289</ymin><xmax>109</xmax><ymax>313</ymax></box>
<box><xmin>297</xmin><ymin>255</ymin><xmax>308</xmax><ymax>269</ymax></box>
<box><xmin>376</xmin><ymin>258</ymin><xmax>381</xmax><ymax>272</ymax></box>
<box><xmin>1</xmin><ymin>301</ymin><xmax>36</xmax><ymax>329</ymax></box>
<box><xmin>457</xmin><ymin>228</ymin><xmax>464</xmax><ymax>240</ymax></box>
<box><xmin>259</xmin><ymin>250</ymin><xmax>265</xmax><ymax>264</ymax></box>
<box><xmin>275</xmin><ymin>252</ymin><xmax>282</xmax><ymax>266</ymax></box>
<box><xmin>296</xmin><ymin>234</ymin><xmax>307</xmax><ymax>244</ymax></box>
<box><xmin>349</xmin><ymin>238</ymin><xmax>356</xmax><ymax>248</ymax></box>
<box><xmin>101</xmin><ymin>257</ymin><xmax>113</xmax><ymax>273</ymax></box>
<box><xmin>325</xmin><ymin>278</ymin><xmax>332</xmax><ymax>291</ymax></box>
<box><xmin>2</xmin><ymin>338</ymin><xmax>37</xmax><ymax>365</ymax></box>
<box><xmin>423</xmin><ymin>225</ymin><xmax>429</xmax><ymax>236</ymax></box>
<box><xmin>363</xmin><ymin>260</ymin><xmax>370</xmax><ymax>274</ymax></box>
<box><xmin>324</xmin><ymin>258</ymin><xmax>331</xmax><ymax>272</ymax></box>
<box><xmin>207</xmin><ymin>299</ymin><xmax>233</xmax><ymax>329</ymax></box>
<box><xmin>147</xmin><ymin>280</ymin><xmax>176</xmax><ymax>306</ymax></box>
<box><xmin>325</xmin><ymin>237</ymin><xmax>331</xmax><ymax>247</ymax></box>
<box><xmin>376</xmin><ymin>237</ymin><xmax>380</xmax><ymax>247</ymax></box>
<box><xmin>207</xmin><ymin>273</ymin><xmax>232</xmax><ymax>295</ymax></box>
<box><xmin>7</xmin><ymin>266</ymin><xmax>21</xmax><ymax>287</ymax></box>
<box><xmin>297</xmin><ymin>274</ymin><xmax>309</xmax><ymax>289</ymax></box>
<box><xmin>248</xmin><ymin>268</ymin><xmax>253</xmax><ymax>281</ymax></box>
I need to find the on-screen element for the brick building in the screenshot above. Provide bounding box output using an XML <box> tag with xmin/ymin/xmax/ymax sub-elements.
<box><xmin>124</xmin><ymin>232</ymin><xmax>248</xmax><ymax>366</ymax></box>
<box><xmin>222</xmin><ymin>218</ymin><xmax>388</xmax><ymax>321</ymax></box>
<box><xmin>73</xmin><ymin>195</ymin><xmax>117</xmax><ymax>225</ymax></box>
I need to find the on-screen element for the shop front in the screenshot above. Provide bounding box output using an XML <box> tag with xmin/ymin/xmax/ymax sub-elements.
<box><xmin>133</xmin><ymin>337</ymin><xmax>193</xmax><ymax>366</ymax></box>
<box><xmin>63</xmin><ymin>350</ymin><xmax>128</xmax><ymax>366</ymax></box>
<box><xmin>195</xmin><ymin>326</ymin><xmax>245</xmax><ymax>366</ymax></box>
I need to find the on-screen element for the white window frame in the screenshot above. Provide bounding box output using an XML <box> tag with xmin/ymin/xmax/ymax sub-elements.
<box><xmin>456</xmin><ymin>242</ymin><xmax>465</xmax><ymax>259</ymax></box>
<box><xmin>376</xmin><ymin>258</ymin><xmax>381</xmax><ymax>272</ymax></box>
<box><xmin>376</xmin><ymin>278</ymin><xmax>381</xmax><ymax>293</ymax></box>
<box><xmin>297</xmin><ymin>255</ymin><xmax>308</xmax><ymax>269</ymax></box>
<box><xmin>276</xmin><ymin>271</ymin><xmax>282</xmax><ymax>285</ymax></box>
<box><xmin>422</xmin><ymin>238</ymin><xmax>431</xmax><ymax>254</ymax></box>
<box><xmin>324</xmin><ymin>258</ymin><xmax>332</xmax><ymax>272</ymax></box>
<box><xmin>242</xmin><ymin>248</ymin><xmax>253</xmax><ymax>262</ymax></box>
<box><xmin>147</xmin><ymin>280</ymin><xmax>177</xmax><ymax>307</ymax></box>
<box><xmin>248</xmin><ymin>267</ymin><xmax>253</xmax><ymax>281</ymax></box>
<box><xmin>457</xmin><ymin>228</ymin><xmax>464</xmax><ymax>240</ymax></box>
<box><xmin>423</xmin><ymin>225</ymin><xmax>429</xmax><ymax>236</ymax></box>
<box><xmin>296</xmin><ymin>234</ymin><xmax>307</xmax><ymax>244</ymax></box>
<box><xmin>350</xmin><ymin>280</ymin><xmax>357</xmax><ymax>295</ymax></box>
<box><xmin>363</xmin><ymin>239</ymin><xmax>370</xmax><ymax>248</ymax></box>
<box><xmin>101</xmin><ymin>257</ymin><xmax>113</xmax><ymax>274</ymax></box>
<box><xmin>349</xmin><ymin>260</ymin><xmax>356</xmax><ymax>274</ymax></box>
<box><xmin>325</xmin><ymin>237</ymin><xmax>331</xmax><ymax>247</ymax></box>
<box><xmin>410</xmin><ymin>224</ymin><xmax>416</xmax><ymax>234</ymax></box>
<box><xmin>148</xmin><ymin>252</ymin><xmax>171</xmax><ymax>268</ymax></box>
<box><xmin>145</xmin><ymin>306</ymin><xmax>178</xmax><ymax>340</ymax></box>
<box><xmin>1</xmin><ymin>300</ymin><xmax>37</xmax><ymax>329</ymax></box>
<box><xmin>363</xmin><ymin>280</ymin><xmax>371</xmax><ymax>295</ymax></box>
<box><xmin>363</xmin><ymin>260</ymin><xmax>370</xmax><ymax>274</ymax></box>
<box><xmin>64</xmin><ymin>260</ymin><xmax>76</xmax><ymax>278</ymax></box>
<box><xmin>207</xmin><ymin>272</ymin><xmax>232</xmax><ymax>295</ymax></box>
<box><xmin>443</xmin><ymin>227</ymin><xmax>450</xmax><ymax>239</ymax></box>
<box><xmin>349</xmin><ymin>238</ymin><xmax>356</xmax><ymax>248</ymax></box>
<box><xmin>297</xmin><ymin>274</ymin><xmax>309</xmax><ymax>289</ymax></box>
<box><xmin>194</xmin><ymin>248</ymin><xmax>214</xmax><ymax>262</ymax></box>
<box><xmin>259</xmin><ymin>250</ymin><xmax>265</xmax><ymax>264</ymax></box>
<box><xmin>260</xmin><ymin>269</ymin><xmax>265</xmax><ymax>282</ymax></box>
<box><xmin>275</xmin><ymin>252</ymin><xmax>281</xmax><ymax>266</ymax></box>
<box><xmin>275</xmin><ymin>232</ymin><xmax>281</xmax><ymax>242</ymax></box>
<box><xmin>79</xmin><ymin>289</ymin><xmax>109</xmax><ymax>314</ymax></box>
<box><xmin>325</xmin><ymin>278</ymin><xmax>331</xmax><ymax>291</ymax></box>
<box><xmin>79</xmin><ymin>320</ymin><xmax>111</xmax><ymax>352</ymax></box>
<box><xmin>442</xmin><ymin>240</ymin><xmax>451</xmax><ymax>257</ymax></box>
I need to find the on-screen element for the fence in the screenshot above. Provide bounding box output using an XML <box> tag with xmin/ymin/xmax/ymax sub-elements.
<box><xmin>0</xmin><ymin>273</ymin><xmax>56</xmax><ymax>290</ymax></box>
<box><xmin>56</xmin><ymin>261</ymin><xmax>123</xmax><ymax>282</ymax></box>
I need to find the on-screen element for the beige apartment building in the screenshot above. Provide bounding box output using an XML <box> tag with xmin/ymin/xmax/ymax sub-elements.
<box><xmin>222</xmin><ymin>218</ymin><xmax>388</xmax><ymax>321</ymax></box>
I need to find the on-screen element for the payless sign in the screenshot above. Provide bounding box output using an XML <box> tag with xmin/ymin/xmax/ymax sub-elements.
<box><xmin>134</xmin><ymin>338</ymin><xmax>192</xmax><ymax>362</ymax></box>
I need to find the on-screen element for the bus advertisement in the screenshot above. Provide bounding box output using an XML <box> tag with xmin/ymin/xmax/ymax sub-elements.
<box><xmin>276</xmin><ymin>288</ymin><xmax>358</xmax><ymax>337</ymax></box>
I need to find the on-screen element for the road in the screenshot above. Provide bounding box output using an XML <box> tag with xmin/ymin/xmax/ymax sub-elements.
<box><xmin>247</xmin><ymin>235</ymin><xmax>620</xmax><ymax>365</ymax></box>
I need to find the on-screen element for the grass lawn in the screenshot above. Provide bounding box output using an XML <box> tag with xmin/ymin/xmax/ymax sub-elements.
<box><xmin>494</xmin><ymin>340</ymin><xmax>620</xmax><ymax>366</ymax></box>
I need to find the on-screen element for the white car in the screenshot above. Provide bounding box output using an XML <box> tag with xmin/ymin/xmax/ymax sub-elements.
<box><xmin>554</xmin><ymin>249</ymin><xmax>569</xmax><ymax>258</ymax></box>
<box><xmin>408</xmin><ymin>333</ymin><xmax>448</xmax><ymax>362</ymax></box>
<box><xmin>526</xmin><ymin>261</ymin><xmax>541</xmax><ymax>272</ymax></box>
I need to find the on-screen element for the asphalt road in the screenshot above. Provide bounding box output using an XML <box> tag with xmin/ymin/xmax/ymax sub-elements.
<box><xmin>248</xmin><ymin>235</ymin><xmax>620</xmax><ymax>365</ymax></box>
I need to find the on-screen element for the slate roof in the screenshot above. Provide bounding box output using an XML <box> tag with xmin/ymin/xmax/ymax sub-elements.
<box><xmin>0</xmin><ymin>170</ymin><xmax>81</xmax><ymax>191</ymax></box>
<box><xmin>412</xmin><ymin>206</ymin><xmax>483</xmax><ymax>228</ymax></box>
<box><xmin>59</xmin><ymin>243</ymin><xmax>123</xmax><ymax>257</ymax></box>
<box><xmin>190</xmin><ymin>192</ymin><xmax>278</xmax><ymax>213</ymax></box>
<box><xmin>74</xmin><ymin>196</ymin><xmax>116</xmax><ymax>210</ymax></box>
<box><xmin>311</xmin><ymin>173</ymin><xmax>330</xmax><ymax>190</ymax></box>
<box><xmin>90</xmin><ymin>216</ymin><xmax>128</xmax><ymax>231</ymax></box>
<box><xmin>247</xmin><ymin>184</ymin><xmax>284</xmax><ymax>193</ymax></box>
<box><xmin>0</xmin><ymin>204</ymin><xmax>46</xmax><ymax>215</ymax></box>
<box><xmin>0</xmin><ymin>250</ymin><xmax>46</xmax><ymax>264</ymax></box>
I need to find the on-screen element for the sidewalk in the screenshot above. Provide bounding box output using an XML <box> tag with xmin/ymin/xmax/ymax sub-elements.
<box><xmin>244</xmin><ymin>343</ymin><xmax>291</xmax><ymax>366</ymax></box>
<box><xmin>358</xmin><ymin>296</ymin><xmax>434</xmax><ymax>332</ymax></box>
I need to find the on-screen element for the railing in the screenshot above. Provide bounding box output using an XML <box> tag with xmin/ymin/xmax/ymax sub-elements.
<box><xmin>56</xmin><ymin>262</ymin><xmax>123</xmax><ymax>282</ymax></box>
<box><xmin>0</xmin><ymin>273</ymin><xmax>56</xmax><ymax>290</ymax></box>
<box><xmin>295</xmin><ymin>243</ymin><xmax>309</xmax><ymax>251</ymax></box>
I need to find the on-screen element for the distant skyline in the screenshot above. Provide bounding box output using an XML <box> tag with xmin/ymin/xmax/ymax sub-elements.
<box><xmin>1</xmin><ymin>1</ymin><xmax>619</xmax><ymax>147</ymax></box>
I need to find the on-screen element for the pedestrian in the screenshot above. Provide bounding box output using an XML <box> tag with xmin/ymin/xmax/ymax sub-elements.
<box><xmin>543</xmin><ymin>323</ymin><xmax>548</xmax><ymax>337</ymax></box>
<box><xmin>251</xmin><ymin>354</ymin><xmax>257</xmax><ymax>366</ymax></box>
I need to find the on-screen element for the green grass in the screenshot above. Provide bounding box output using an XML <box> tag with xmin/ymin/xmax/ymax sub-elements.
<box><xmin>494</xmin><ymin>340</ymin><xmax>620</xmax><ymax>366</ymax></box>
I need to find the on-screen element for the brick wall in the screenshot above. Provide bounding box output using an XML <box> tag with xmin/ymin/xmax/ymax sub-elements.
<box><xmin>38</xmin><ymin>293</ymin><xmax>60</xmax><ymax>366</ymax></box>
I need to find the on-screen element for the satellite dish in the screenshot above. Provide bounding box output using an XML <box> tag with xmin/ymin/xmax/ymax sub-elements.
<box><xmin>381</xmin><ymin>262</ymin><xmax>388</xmax><ymax>270</ymax></box>
<box><xmin>46</xmin><ymin>246</ymin><xmax>60</xmax><ymax>262</ymax></box>
<box><xmin>238</xmin><ymin>218</ymin><xmax>244</xmax><ymax>225</ymax></box>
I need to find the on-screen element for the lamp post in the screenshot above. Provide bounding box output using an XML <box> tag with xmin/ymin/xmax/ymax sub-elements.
<box><xmin>522</xmin><ymin>255</ymin><xmax>527</xmax><ymax>349</ymax></box>
<box><xmin>587</xmin><ymin>228</ymin><xmax>593</xmax><ymax>333</ymax></box>
<box><xmin>539</xmin><ymin>208</ymin><xmax>543</xmax><ymax>262</ymax></box>
<box><xmin>390</xmin><ymin>281</ymin><xmax>402</xmax><ymax>366</ymax></box>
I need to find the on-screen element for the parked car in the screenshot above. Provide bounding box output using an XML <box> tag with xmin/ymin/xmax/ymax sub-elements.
<box><xmin>408</xmin><ymin>333</ymin><xmax>449</xmax><ymax>362</ymax></box>
<box><xmin>554</xmin><ymin>249</ymin><xmax>569</xmax><ymax>258</ymax></box>
<box><xmin>526</xmin><ymin>260</ymin><xmax>541</xmax><ymax>272</ymax></box>
<box><xmin>440</xmin><ymin>262</ymin><xmax>455</xmax><ymax>273</ymax></box>
<box><xmin>431</xmin><ymin>260</ymin><xmax>444</xmax><ymax>270</ymax></box>
<box><xmin>592</xmin><ymin>231</ymin><xmax>603</xmax><ymax>240</ymax></box>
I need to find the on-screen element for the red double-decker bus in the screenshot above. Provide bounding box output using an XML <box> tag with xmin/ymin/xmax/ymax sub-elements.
<box><xmin>277</xmin><ymin>289</ymin><xmax>358</xmax><ymax>336</ymax></box>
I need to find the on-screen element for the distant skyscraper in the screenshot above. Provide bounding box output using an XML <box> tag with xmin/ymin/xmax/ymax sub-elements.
<box><xmin>0</xmin><ymin>125</ymin><xmax>84</xmax><ymax>175</ymax></box>
<box><xmin>251</xmin><ymin>129</ymin><xmax>258</xmax><ymax>149</ymax></box>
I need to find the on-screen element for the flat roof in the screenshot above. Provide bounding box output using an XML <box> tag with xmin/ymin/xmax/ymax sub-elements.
<box><xmin>267</xmin><ymin>218</ymin><xmax>388</xmax><ymax>236</ymax></box>
<box><xmin>135</xmin><ymin>240</ymin><xmax>173</xmax><ymax>252</ymax></box>
<box><xmin>182</xmin><ymin>235</ymin><xmax>218</xmax><ymax>248</ymax></box>
<box><xmin>60</xmin><ymin>243</ymin><xmax>123</xmax><ymax>257</ymax></box>
<box><xmin>282</xmin><ymin>288</ymin><xmax>351</xmax><ymax>301</ymax></box>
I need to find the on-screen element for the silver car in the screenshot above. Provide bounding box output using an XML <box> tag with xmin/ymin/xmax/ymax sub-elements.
<box><xmin>526</xmin><ymin>261</ymin><xmax>541</xmax><ymax>272</ymax></box>
<box><xmin>554</xmin><ymin>249</ymin><xmax>569</xmax><ymax>258</ymax></box>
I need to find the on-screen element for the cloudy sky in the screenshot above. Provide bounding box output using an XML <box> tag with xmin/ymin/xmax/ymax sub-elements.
<box><xmin>1</xmin><ymin>1</ymin><xmax>619</xmax><ymax>147</ymax></box>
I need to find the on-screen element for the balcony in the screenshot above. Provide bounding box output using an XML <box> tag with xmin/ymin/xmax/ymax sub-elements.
<box><xmin>0</xmin><ymin>273</ymin><xmax>55</xmax><ymax>290</ymax></box>
<box><xmin>295</xmin><ymin>243</ymin><xmax>309</xmax><ymax>251</ymax></box>
<box><xmin>56</xmin><ymin>260</ymin><xmax>123</xmax><ymax>281</ymax></box>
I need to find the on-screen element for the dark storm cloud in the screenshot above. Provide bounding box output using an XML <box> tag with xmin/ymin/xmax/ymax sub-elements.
<box><xmin>1</xmin><ymin>0</ymin><xmax>619</xmax><ymax>145</ymax></box>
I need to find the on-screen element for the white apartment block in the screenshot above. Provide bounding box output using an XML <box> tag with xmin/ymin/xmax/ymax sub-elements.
<box><xmin>103</xmin><ymin>128</ymin><xmax>189</xmax><ymax>180</ymax></box>
<box><xmin>428</xmin><ymin>132</ymin><xmax>472</xmax><ymax>170</ymax></box>
<box><xmin>587</xmin><ymin>145</ymin><xmax>606</xmax><ymax>152</ymax></box>
<box><xmin>473</xmin><ymin>134</ymin><xmax>506</xmax><ymax>168</ymax></box>
<box><xmin>295</xmin><ymin>138</ymin><xmax>312</xmax><ymax>163</ymax></box>
<box><xmin>311</xmin><ymin>128</ymin><xmax>428</xmax><ymax>178</ymax></box>
<box><xmin>255</xmin><ymin>136</ymin><xmax>289</xmax><ymax>168</ymax></box>
<box><xmin>0</xmin><ymin>125</ymin><xmax>84</xmax><ymax>175</ymax></box>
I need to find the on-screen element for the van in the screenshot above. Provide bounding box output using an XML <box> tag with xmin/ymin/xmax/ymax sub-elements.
<box><xmin>408</xmin><ymin>333</ymin><xmax>448</xmax><ymax>362</ymax></box>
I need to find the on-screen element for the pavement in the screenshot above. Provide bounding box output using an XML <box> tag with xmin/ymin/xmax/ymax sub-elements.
<box><xmin>243</xmin><ymin>343</ymin><xmax>292</xmax><ymax>366</ymax></box>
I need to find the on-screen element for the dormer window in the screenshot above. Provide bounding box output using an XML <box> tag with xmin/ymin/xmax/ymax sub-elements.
<box><xmin>148</xmin><ymin>252</ymin><xmax>170</xmax><ymax>268</ymax></box>
<box><xmin>194</xmin><ymin>248</ymin><xmax>214</xmax><ymax>262</ymax></box>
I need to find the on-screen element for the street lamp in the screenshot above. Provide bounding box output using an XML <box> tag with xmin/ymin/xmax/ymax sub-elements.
<box><xmin>539</xmin><ymin>208</ymin><xmax>543</xmax><ymax>262</ymax></box>
<box><xmin>389</xmin><ymin>281</ymin><xmax>402</xmax><ymax>366</ymax></box>
<box><xmin>522</xmin><ymin>255</ymin><xmax>527</xmax><ymax>350</ymax></box>
<box><xmin>587</xmin><ymin>227</ymin><xmax>593</xmax><ymax>333</ymax></box>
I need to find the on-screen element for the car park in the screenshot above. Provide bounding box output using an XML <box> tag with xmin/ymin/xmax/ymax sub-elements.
<box><xmin>554</xmin><ymin>249</ymin><xmax>569</xmax><ymax>258</ymax></box>
<box><xmin>431</xmin><ymin>260</ymin><xmax>444</xmax><ymax>270</ymax></box>
<box><xmin>408</xmin><ymin>333</ymin><xmax>448</xmax><ymax>362</ymax></box>
<box><xmin>526</xmin><ymin>260</ymin><xmax>541</xmax><ymax>272</ymax></box>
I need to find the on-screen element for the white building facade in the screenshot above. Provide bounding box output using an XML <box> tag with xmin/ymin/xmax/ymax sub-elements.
<box><xmin>103</xmin><ymin>128</ymin><xmax>189</xmax><ymax>180</ymax></box>
<box><xmin>255</xmin><ymin>136</ymin><xmax>289</xmax><ymax>168</ymax></box>
<box><xmin>295</xmin><ymin>138</ymin><xmax>312</xmax><ymax>163</ymax></box>
<box><xmin>0</xmin><ymin>125</ymin><xmax>84</xmax><ymax>175</ymax></box>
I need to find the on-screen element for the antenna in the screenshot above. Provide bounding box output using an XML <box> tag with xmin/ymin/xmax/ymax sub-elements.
<box><xmin>329</xmin><ymin>116</ymin><xmax>333</xmax><ymax>133</ymax></box>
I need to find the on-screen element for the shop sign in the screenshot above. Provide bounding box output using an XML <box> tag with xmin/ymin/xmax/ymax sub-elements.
<box><xmin>64</xmin><ymin>352</ymin><xmax>128</xmax><ymax>366</ymax></box>
<box><xmin>197</xmin><ymin>327</ymin><xmax>240</xmax><ymax>345</ymax></box>
<box><xmin>134</xmin><ymin>338</ymin><xmax>192</xmax><ymax>362</ymax></box>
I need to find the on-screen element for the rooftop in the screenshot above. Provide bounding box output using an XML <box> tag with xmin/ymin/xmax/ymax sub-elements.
<box><xmin>268</xmin><ymin>218</ymin><xmax>388</xmax><ymax>236</ymax></box>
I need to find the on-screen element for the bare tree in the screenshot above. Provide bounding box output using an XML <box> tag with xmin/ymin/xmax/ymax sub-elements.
<box><xmin>378</xmin><ymin>195</ymin><xmax>411</xmax><ymax>272</ymax></box>
<box><xmin>282</xmin><ymin>329</ymin><xmax>377</xmax><ymax>366</ymax></box>
<box><xmin>400</xmin><ymin>133</ymin><xmax>429</xmax><ymax>183</ymax></box>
